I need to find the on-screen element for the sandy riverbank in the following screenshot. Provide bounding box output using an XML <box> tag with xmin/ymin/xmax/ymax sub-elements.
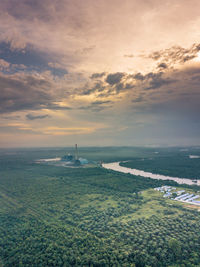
<box><xmin>102</xmin><ymin>162</ymin><xmax>199</xmax><ymax>186</ymax></box>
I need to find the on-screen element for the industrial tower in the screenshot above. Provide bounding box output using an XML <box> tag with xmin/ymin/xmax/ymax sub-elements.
<box><xmin>75</xmin><ymin>144</ymin><xmax>78</xmax><ymax>160</ymax></box>
<box><xmin>74</xmin><ymin>144</ymin><xmax>81</xmax><ymax>166</ymax></box>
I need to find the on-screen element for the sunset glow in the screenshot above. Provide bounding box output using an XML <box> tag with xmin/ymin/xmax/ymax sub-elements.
<box><xmin>0</xmin><ymin>0</ymin><xmax>200</xmax><ymax>147</ymax></box>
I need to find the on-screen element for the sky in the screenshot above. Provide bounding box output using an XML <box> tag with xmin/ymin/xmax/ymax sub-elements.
<box><xmin>0</xmin><ymin>0</ymin><xmax>200</xmax><ymax>147</ymax></box>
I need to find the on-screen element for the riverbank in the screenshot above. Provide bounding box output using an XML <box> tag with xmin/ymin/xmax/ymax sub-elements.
<box><xmin>102</xmin><ymin>162</ymin><xmax>200</xmax><ymax>186</ymax></box>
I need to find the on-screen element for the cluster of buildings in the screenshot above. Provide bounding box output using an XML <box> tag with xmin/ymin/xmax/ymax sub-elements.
<box><xmin>154</xmin><ymin>186</ymin><xmax>200</xmax><ymax>205</ymax></box>
<box><xmin>36</xmin><ymin>144</ymin><xmax>89</xmax><ymax>167</ymax></box>
<box><xmin>61</xmin><ymin>144</ymin><xmax>89</xmax><ymax>166</ymax></box>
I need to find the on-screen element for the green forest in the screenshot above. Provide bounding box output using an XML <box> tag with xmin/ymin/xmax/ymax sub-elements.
<box><xmin>120</xmin><ymin>149</ymin><xmax>200</xmax><ymax>179</ymax></box>
<box><xmin>0</xmin><ymin>147</ymin><xmax>200</xmax><ymax>266</ymax></box>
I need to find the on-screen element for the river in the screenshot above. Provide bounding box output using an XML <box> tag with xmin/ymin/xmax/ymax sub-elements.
<box><xmin>102</xmin><ymin>162</ymin><xmax>200</xmax><ymax>186</ymax></box>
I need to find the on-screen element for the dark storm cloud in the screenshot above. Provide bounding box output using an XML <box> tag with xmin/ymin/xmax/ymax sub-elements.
<box><xmin>0</xmin><ymin>42</ymin><xmax>67</xmax><ymax>76</ymax></box>
<box><xmin>105</xmin><ymin>72</ymin><xmax>125</xmax><ymax>85</ymax></box>
<box><xmin>81</xmin><ymin>81</ymin><xmax>106</xmax><ymax>95</ymax></box>
<box><xmin>143</xmin><ymin>72</ymin><xmax>176</xmax><ymax>90</ymax></box>
<box><xmin>104</xmin><ymin>72</ymin><xmax>136</xmax><ymax>93</ymax></box>
<box><xmin>0</xmin><ymin>73</ymin><xmax>54</xmax><ymax>113</ymax></box>
<box><xmin>0</xmin><ymin>0</ymin><xmax>94</xmax><ymax>39</ymax></box>
<box><xmin>129</xmin><ymin>71</ymin><xmax>176</xmax><ymax>90</ymax></box>
<box><xmin>115</xmin><ymin>83</ymin><xmax>124</xmax><ymax>92</ymax></box>
<box><xmin>145</xmin><ymin>77</ymin><xmax>176</xmax><ymax>90</ymax></box>
<box><xmin>133</xmin><ymin>65</ymin><xmax>200</xmax><ymax>123</ymax></box>
<box><xmin>26</xmin><ymin>113</ymin><xmax>50</xmax><ymax>120</ymax></box>
<box><xmin>142</xmin><ymin>92</ymin><xmax>200</xmax><ymax>119</ymax></box>
<box><xmin>82</xmin><ymin>69</ymin><xmax>175</xmax><ymax>97</ymax></box>
<box><xmin>129</xmin><ymin>73</ymin><xmax>144</xmax><ymax>81</ymax></box>
<box><xmin>89</xmin><ymin>72</ymin><xmax>134</xmax><ymax>95</ymax></box>
<box><xmin>90</xmin><ymin>72</ymin><xmax>106</xmax><ymax>79</ymax></box>
<box><xmin>148</xmin><ymin>43</ymin><xmax>200</xmax><ymax>65</ymax></box>
<box><xmin>0</xmin><ymin>42</ymin><xmax>48</xmax><ymax>67</ymax></box>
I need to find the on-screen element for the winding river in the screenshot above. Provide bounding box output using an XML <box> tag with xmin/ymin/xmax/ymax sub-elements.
<box><xmin>102</xmin><ymin>162</ymin><xmax>200</xmax><ymax>186</ymax></box>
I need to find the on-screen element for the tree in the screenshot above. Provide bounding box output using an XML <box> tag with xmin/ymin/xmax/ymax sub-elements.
<box><xmin>168</xmin><ymin>238</ymin><xmax>181</xmax><ymax>261</ymax></box>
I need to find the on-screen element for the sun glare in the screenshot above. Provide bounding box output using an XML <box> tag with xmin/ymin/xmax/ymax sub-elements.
<box><xmin>193</xmin><ymin>51</ymin><xmax>200</xmax><ymax>62</ymax></box>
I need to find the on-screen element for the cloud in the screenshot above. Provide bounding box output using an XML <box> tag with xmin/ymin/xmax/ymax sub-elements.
<box><xmin>0</xmin><ymin>0</ymin><xmax>199</xmax><ymax>147</ymax></box>
<box><xmin>90</xmin><ymin>72</ymin><xmax>106</xmax><ymax>79</ymax></box>
<box><xmin>44</xmin><ymin>103</ymin><xmax>72</xmax><ymax>110</ymax></box>
<box><xmin>0</xmin><ymin>58</ymin><xmax>10</xmax><ymax>71</ymax></box>
<box><xmin>26</xmin><ymin>113</ymin><xmax>50</xmax><ymax>120</ymax></box>
<box><xmin>0</xmin><ymin>42</ymin><xmax>48</xmax><ymax>67</ymax></box>
<box><xmin>106</xmin><ymin>72</ymin><xmax>125</xmax><ymax>85</ymax></box>
<box><xmin>80</xmin><ymin>68</ymin><xmax>177</xmax><ymax>98</ymax></box>
<box><xmin>128</xmin><ymin>71</ymin><xmax>177</xmax><ymax>91</ymax></box>
<box><xmin>157</xmin><ymin>62</ymin><xmax>168</xmax><ymax>69</ymax></box>
<box><xmin>1</xmin><ymin>115</ymin><xmax>21</xmax><ymax>120</ymax></box>
<box><xmin>148</xmin><ymin>43</ymin><xmax>200</xmax><ymax>66</ymax></box>
<box><xmin>80</xmin><ymin>81</ymin><xmax>106</xmax><ymax>96</ymax></box>
<box><xmin>79</xmin><ymin>100</ymin><xmax>113</xmax><ymax>112</ymax></box>
<box><xmin>143</xmin><ymin>72</ymin><xmax>176</xmax><ymax>90</ymax></box>
<box><xmin>80</xmin><ymin>72</ymin><xmax>135</xmax><ymax>97</ymax></box>
<box><xmin>106</xmin><ymin>70</ymin><xmax>176</xmax><ymax>93</ymax></box>
<box><xmin>129</xmin><ymin>73</ymin><xmax>144</xmax><ymax>81</ymax></box>
<box><xmin>124</xmin><ymin>54</ymin><xmax>134</xmax><ymax>58</ymax></box>
<box><xmin>76</xmin><ymin>45</ymin><xmax>95</xmax><ymax>55</ymax></box>
<box><xmin>133</xmin><ymin>65</ymin><xmax>200</xmax><ymax>118</ymax></box>
<box><xmin>41</xmin><ymin>126</ymin><xmax>100</xmax><ymax>136</ymax></box>
<box><xmin>0</xmin><ymin>0</ymin><xmax>101</xmax><ymax>72</ymax></box>
<box><xmin>0</xmin><ymin>72</ymin><xmax>55</xmax><ymax>113</ymax></box>
<box><xmin>0</xmin><ymin>42</ymin><xmax>68</xmax><ymax>76</ymax></box>
<box><xmin>132</xmin><ymin>96</ymin><xmax>144</xmax><ymax>103</ymax></box>
<box><xmin>91</xmin><ymin>100</ymin><xmax>112</xmax><ymax>105</ymax></box>
<box><xmin>0</xmin><ymin>122</ymin><xmax>38</xmax><ymax>134</ymax></box>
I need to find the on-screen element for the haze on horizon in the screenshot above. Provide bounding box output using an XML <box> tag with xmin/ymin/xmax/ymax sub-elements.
<box><xmin>0</xmin><ymin>0</ymin><xmax>200</xmax><ymax>148</ymax></box>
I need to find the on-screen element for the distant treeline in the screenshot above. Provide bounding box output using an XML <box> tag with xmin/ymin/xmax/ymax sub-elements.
<box><xmin>121</xmin><ymin>156</ymin><xmax>200</xmax><ymax>180</ymax></box>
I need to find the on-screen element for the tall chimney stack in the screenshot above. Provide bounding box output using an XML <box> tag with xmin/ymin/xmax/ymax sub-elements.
<box><xmin>75</xmin><ymin>144</ymin><xmax>78</xmax><ymax>160</ymax></box>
